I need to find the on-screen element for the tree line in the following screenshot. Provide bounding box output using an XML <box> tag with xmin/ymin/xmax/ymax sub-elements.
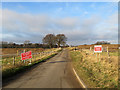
<box><xmin>43</xmin><ymin>34</ymin><xmax>67</xmax><ymax>48</ymax></box>
<box><xmin>1</xmin><ymin>34</ymin><xmax>68</xmax><ymax>48</ymax></box>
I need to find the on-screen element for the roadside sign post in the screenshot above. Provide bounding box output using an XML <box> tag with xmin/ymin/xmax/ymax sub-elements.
<box><xmin>99</xmin><ymin>53</ymin><xmax>100</xmax><ymax>62</ymax></box>
<box><xmin>28</xmin><ymin>58</ymin><xmax>32</xmax><ymax>65</ymax></box>
<box><xmin>94</xmin><ymin>45</ymin><xmax>102</xmax><ymax>62</ymax></box>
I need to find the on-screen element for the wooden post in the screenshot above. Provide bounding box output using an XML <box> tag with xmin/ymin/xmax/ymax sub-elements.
<box><xmin>107</xmin><ymin>46</ymin><xmax>111</xmax><ymax>62</ymax></box>
<box><xmin>30</xmin><ymin>58</ymin><xmax>32</xmax><ymax>64</ymax></box>
<box><xmin>40</xmin><ymin>53</ymin><xmax>41</xmax><ymax>57</ymax></box>
<box><xmin>107</xmin><ymin>46</ymin><xmax>108</xmax><ymax>54</ymax></box>
<box><xmin>108</xmin><ymin>52</ymin><xmax>111</xmax><ymax>62</ymax></box>
<box><xmin>34</xmin><ymin>55</ymin><xmax>36</xmax><ymax>61</ymax></box>
<box><xmin>13</xmin><ymin>56</ymin><xmax>15</xmax><ymax>65</ymax></box>
<box><xmin>17</xmin><ymin>50</ymin><xmax>18</xmax><ymax>56</ymax></box>
<box><xmin>99</xmin><ymin>53</ymin><xmax>101</xmax><ymax>62</ymax></box>
<box><xmin>90</xmin><ymin>47</ymin><xmax>92</xmax><ymax>51</ymax></box>
<box><xmin>96</xmin><ymin>53</ymin><xmax>97</xmax><ymax>62</ymax></box>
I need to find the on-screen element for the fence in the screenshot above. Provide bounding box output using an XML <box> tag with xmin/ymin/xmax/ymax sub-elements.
<box><xmin>1</xmin><ymin>48</ymin><xmax>61</xmax><ymax>70</ymax></box>
<box><xmin>69</xmin><ymin>46</ymin><xmax>118</xmax><ymax>64</ymax></box>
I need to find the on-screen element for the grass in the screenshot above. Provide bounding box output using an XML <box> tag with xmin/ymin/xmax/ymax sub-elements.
<box><xmin>2</xmin><ymin>48</ymin><xmax>61</xmax><ymax>69</ymax></box>
<box><xmin>2</xmin><ymin>51</ymin><xmax>59</xmax><ymax>79</ymax></box>
<box><xmin>2</xmin><ymin>48</ymin><xmax>62</xmax><ymax>79</ymax></box>
<box><xmin>1</xmin><ymin>48</ymin><xmax>44</xmax><ymax>55</ymax></box>
<box><xmin>69</xmin><ymin>50</ymin><xmax>118</xmax><ymax>88</ymax></box>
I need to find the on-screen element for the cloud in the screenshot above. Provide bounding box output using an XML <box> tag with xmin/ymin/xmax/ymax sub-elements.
<box><xmin>84</xmin><ymin>11</ymin><xmax>88</xmax><ymax>15</ymax></box>
<box><xmin>2</xmin><ymin>9</ymin><xmax>118</xmax><ymax>45</ymax></box>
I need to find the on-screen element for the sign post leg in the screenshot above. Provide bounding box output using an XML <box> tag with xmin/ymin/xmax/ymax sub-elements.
<box><xmin>99</xmin><ymin>53</ymin><xmax>101</xmax><ymax>62</ymax></box>
<box><xmin>96</xmin><ymin>53</ymin><xmax>97</xmax><ymax>62</ymax></box>
<box><xmin>30</xmin><ymin>58</ymin><xmax>31</xmax><ymax>64</ymax></box>
<box><xmin>24</xmin><ymin>60</ymin><xmax>25</xmax><ymax>64</ymax></box>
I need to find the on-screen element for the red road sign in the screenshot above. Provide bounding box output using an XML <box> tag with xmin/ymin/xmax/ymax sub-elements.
<box><xmin>94</xmin><ymin>45</ymin><xmax>102</xmax><ymax>53</ymax></box>
<box><xmin>21</xmin><ymin>51</ymin><xmax>32</xmax><ymax>60</ymax></box>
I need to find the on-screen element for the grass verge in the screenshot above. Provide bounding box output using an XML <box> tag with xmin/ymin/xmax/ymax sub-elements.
<box><xmin>69</xmin><ymin>50</ymin><xmax>118</xmax><ymax>88</ymax></box>
<box><xmin>2</xmin><ymin>52</ymin><xmax>59</xmax><ymax>79</ymax></box>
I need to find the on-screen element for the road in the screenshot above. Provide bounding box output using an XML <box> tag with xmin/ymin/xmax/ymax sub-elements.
<box><xmin>3</xmin><ymin>49</ymin><xmax>82</xmax><ymax>88</ymax></box>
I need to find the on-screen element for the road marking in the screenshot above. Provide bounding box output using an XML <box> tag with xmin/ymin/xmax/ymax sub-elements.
<box><xmin>73</xmin><ymin>68</ymin><xmax>88</xmax><ymax>90</ymax></box>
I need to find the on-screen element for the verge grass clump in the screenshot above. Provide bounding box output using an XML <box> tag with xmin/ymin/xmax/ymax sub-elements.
<box><xmin>70</xmin><ymin>50</ymin><xmax>118</xmax><ymax>88</ymax></box>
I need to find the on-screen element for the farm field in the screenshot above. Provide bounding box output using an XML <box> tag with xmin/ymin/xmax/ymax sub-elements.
<box><xmin>77</xmin><ymin>44</ymin><xmax>119</xmax><ymax>52</ymax></box>
<box><xmin>1</xmin><ymin>48</ymin><xmax>45</xmax><ymax>55</ymax></box>
<box><xmin>69</xmin><ymin>44</ymin><xmax>119</xmax><ymax>88</ymax></box>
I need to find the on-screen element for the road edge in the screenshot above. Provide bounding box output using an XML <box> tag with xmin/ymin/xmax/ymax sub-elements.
<box><xmin>72</xmin><ymin>68</ymin><xmax>88</xmax><ymax>90</ymax></box>
<box><xmin>68</xmin><ymin>49</ymin><xmax>88</xmax><ymax>89</ymax></box>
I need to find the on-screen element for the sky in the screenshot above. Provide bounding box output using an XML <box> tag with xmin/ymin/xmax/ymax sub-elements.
<box><xmin>1</xmin><ymin>2</ymin><xmax>118</xmax><ymax>45</ymax></box>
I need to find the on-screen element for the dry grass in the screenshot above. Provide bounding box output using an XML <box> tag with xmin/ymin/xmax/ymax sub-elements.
<box><xmin>69</xmin><ymin>47</ymin><xmax>118</xmax><ymax>88</ymax></box>
<box><xmin>78</xmin><ymin>44</ymin><xmax>119</xmax><ymax>52</ymax></box>
<box><xmin>1</xmin><ymin>48</ymin><xmax>44</xmax><ymax>55</ymax></box>
<box><xmin>2</xmin><ymin>48</ymin><xmax>61</xmax><ymax>71</ymax></box>
<box><xmin>2</xmin><ymin>48</ymin><xmax>62</xmax><ymax>79</ymax></box>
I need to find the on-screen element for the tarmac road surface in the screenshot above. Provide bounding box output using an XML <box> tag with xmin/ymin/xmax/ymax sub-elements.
<box><xmin>3</xmin><ymin>49</ymin><xmax>83</xmax><ymax>89</ymax></box>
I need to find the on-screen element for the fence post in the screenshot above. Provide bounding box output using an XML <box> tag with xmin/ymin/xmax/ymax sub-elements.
<box><xmin>107</xmin><ymin>46</ymin><xmax>111</xmax><ymax>62</ymax></box>
<box><xmin>13</xmin><ymin>56</ymin><xmax>15</xmax><ymax>65</ymax></box>
<box><xmin>90</xmin><ymin>47</ymin><xmax>92</xmax><ymax>51</ymax></box>
<box><xmin>107</xmin><ymin>46</ymin><xmax>108</xmax><ymax>54</ymax></box>
<box><xmin>17</xmin><ymin>50</ymin><xmax>18</xmax><ymax>56</ymax></box>
<box><xmin>40</xmin><ymin>53</ymin><xmax>41</xmax><ymax>58</ymax></box>
<box><xmin>108</xmin><ymin>52</ymin><xmax>111</xmax><ymax>62</ymax></box>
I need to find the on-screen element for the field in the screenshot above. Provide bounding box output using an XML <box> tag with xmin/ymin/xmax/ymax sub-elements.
<box><xmin>1</xmin><ymin>48</ymin><xmax>45</xmax><ymax>55</ymax></box>
<box><xmin>77</xmin><ymin>44</ymin><xmax>119</xmax><ymax>52</ymax></box>
<box><xmin>69</xmin><ymin>44</ymin><xmax>119</xmax><ymax>88</ymax></box>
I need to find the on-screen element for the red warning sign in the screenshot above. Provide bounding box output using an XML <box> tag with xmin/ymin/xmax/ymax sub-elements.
<box><xmin>94</xmin><ymin>45</ymin><xmax>102</xmax><ymax>53</ymax></box>
<box><xmin>21</xmin><ymin>51</ymin><xmax>32</xmax><ymax>60</ymax></box>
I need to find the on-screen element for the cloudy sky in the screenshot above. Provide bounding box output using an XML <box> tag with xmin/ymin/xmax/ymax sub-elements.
<box><xmin>1</xmin><ymin>2</ymin><xmax>118</xmax><ymax>45</ymax></box>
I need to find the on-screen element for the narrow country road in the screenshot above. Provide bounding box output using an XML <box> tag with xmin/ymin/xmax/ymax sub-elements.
<box><xmin>3</xmin><ymin>49</ymin><xmax>82</xmax><ymax>88</ymax></box>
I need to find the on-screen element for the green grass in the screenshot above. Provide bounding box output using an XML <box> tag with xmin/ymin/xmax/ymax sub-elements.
<box><xmin>70</xmin><ymin>51</ymin><xmax>118</xmax><ymax>88</ymax></box>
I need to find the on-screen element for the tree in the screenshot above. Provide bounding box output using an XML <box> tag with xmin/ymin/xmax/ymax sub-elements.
<box><xmin>56</xmin><ymin>34</ymin><xmax>67</xmax><ymax>47</ymax></box>
<box><xmin>24</xmin><ymin>40</ymin><xmax>30</xmax><ymax>44</ymax></box>
<box><xmin>42</xmin><ymin>34</ymin><xmax>56</xmax><ymax>48</ymax></box>
<box><xmin>95</xmin><ymin>41</ymin><xmax>110</xmax><ymax>45</ymax></box>
<box><xmin>23</xmin><ymin>40</ymin><xmax>30</xmax><ymax>47</ymax></box>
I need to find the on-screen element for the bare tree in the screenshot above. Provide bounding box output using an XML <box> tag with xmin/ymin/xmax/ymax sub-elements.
<box><xmin>42</xmin><ymin>34</ymin><xmax>56</xmax><ymax>48</ymax></box>
<box><xmin>23</xmin><ymin>40</ymin><xmax>30</xmax><ymax>47</ymax></box>
<box><xmin>24</xmin><ymin>40</ymin><xmax>30</xmax><ymax>44</ymax></box>
<box><xmin>56</xmin><ymin>34</ymin><xmax>67</xmax><ymax>47</ymax></box>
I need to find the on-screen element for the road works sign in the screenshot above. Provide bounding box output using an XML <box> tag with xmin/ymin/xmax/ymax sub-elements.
<box><xmin>94</xmin><ymin>45</ymin><xmax>102</xmax><ymax>53</ymax></box>
<box><xmin>21</xmin><ymin>51</ymin><xmax>32</xmax><ymax>60</ymax></box>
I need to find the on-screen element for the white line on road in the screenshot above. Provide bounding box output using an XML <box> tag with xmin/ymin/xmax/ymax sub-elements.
<box><xmin>73</xmin><ymin>68</ymin><xmax>88</xmax><ymax>90</ymax></box>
